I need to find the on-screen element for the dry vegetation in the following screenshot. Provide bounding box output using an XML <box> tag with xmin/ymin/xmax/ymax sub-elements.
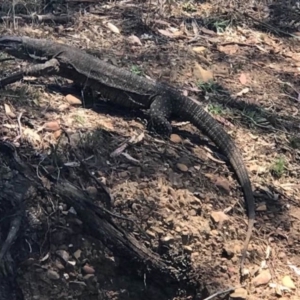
<box><xmin>0</xmin><ymin>0</ymin><xmax>300</xmax><ymax>299</ymax></box>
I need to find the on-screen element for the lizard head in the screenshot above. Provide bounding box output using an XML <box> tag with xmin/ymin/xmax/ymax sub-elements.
<box><xmin>0</xmin><ymin>36</ymin><xmax>61</xmax><ymax>62</ymax></box>
<box><xmin>0</xmin><ymin>36</ymin><xmax>23</xmax><ymax>49</ymax></box>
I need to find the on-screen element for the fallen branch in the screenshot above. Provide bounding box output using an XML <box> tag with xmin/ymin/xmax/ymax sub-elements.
<box><xmin>0</xmin><ymin>13</ymin><xmax>72</xmax><ymax>24</ymax></box>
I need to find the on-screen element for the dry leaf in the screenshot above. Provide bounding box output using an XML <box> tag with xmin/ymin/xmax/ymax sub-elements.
<box><xmin>192</xmin><ymin>46</ymin><xmax>206</xmax><ymax>53</ymax></box>
<box><xmin>157</xmin><ymin>28</ymin><xmax>184</xmax><ymax>39</ymax></box>
<box><xmin>288</xmin><ymin>260</ymin><xmax>300</xmax><ymax>276</ymax></box>
<box><xmin>157</xmin><ymin>29</ymin><xmax>175</xmax><ymax>38</ymax></box>
<box><xmin>40</xmin><ymin>175</ymin><xmax>51</xmax><ymax>190</ymax></box>
<box><xmin>107</xmin><ymin>22</ymin><xmax>120</xmax><ymax>34</ymax></box>
<box><xmin>213</xmin><ymin>115</ymin><xmax>234</xmax><ymax>128</ymax></box>
<box><xmin>218</xmin><ymin>44</ymin><xmax>238</xmax><ymax>55</ymax></box>
<box><xmin>282</xmin><ymin>275</ymin><xmax>296</xmax><ymax>289</ymax></box>
<box><xmin>4</xmin><ymin>103</ymin><xmax>16</xmax><ymax>118</ymax></box>
<box><xmin>128</xmin><ymin>132</ymin><xmax>145</xmax><ymax>144</ymax></box>
<box><xmin>23</xmin><ymin>128</ymin><xmax>41</xmax><ymax>145</ymax></box>
<box><xmin>200</xmin><ymin>27</ymin><xmax>216</xmax><ymax>35</ymax></box>
<box><xmin>193</xmin><ymin>62</ymin><xmax>214</xmax><ymax>83</ymax></box>
<box><xmin>239</xmin><ymin>73</ymin><xmax>247</xmax><ymax>85</ymax></box>
<box><xmin>236</xmin><ymin>87</ymin><xmax>250</xmax><ymax>97</ymax></box>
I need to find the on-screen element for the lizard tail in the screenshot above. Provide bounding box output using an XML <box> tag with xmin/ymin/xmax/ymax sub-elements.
<box><xmin>178</xmin><ymin>94</ymin><xmax>255</xmax><ymax>270</ymax></box>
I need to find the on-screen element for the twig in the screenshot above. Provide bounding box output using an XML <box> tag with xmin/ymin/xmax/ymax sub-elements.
<box><xmin>17</xmin><ymin>112</ymin><xmax>23</xmax><ymax>137</ymax></box>
<box><xmin>203</xmin><ymin>285</ymin><xmax>244</xmax><ymax>300</ymax></box>
<box><xmin>220</xmin><ymin>41</ymin><xmax>268</xmax><ymax>53</ymax></box>
<box><xmin>12</xmin><ymin>0</ymin><xmax>16</xmax><ymax>30</ymax></box>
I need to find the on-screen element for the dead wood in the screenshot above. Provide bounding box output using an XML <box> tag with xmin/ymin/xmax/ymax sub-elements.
<box><xmin>0</xmin><ymin>140</ymin><xmax>183</xmax><ymax>298</ymax></box>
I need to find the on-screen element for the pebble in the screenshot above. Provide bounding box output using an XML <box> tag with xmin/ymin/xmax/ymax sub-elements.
<box><xmin>47</xmin><ymin>270</ymin><xmax>60</xmax><ymax>280</ymax></box>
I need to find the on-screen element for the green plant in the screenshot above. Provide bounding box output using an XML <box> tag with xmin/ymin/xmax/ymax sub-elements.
<box><xmin>270</xmin><ymin>156</ymin><xmax>286</xmax><ymax>178</ymax></box>
<box><xmin>130</xmin><ymin>65</ymin><xmax>143</xmax><ymax>76</ymax></box>
<box><xmin>198</xmin><ymin>81</ymin><xmax>221</xmax><ymax>93</ymax></box>
<box><xmin>182</xmin><ymin>1</ymin><xmax>197</xmax><ymax>12</ymax></box>
<box><xmin>211</xmin><ymin>19</ymin><xmax>231</xmax><ymax>33</ymax></box>
<box><xmin>207</xmin><ymin>103</ymin><xmax>223</xmax><ymax>115</ymax></box>
<box><xmin>73</xmin><ymin>114</ymin><xmax>85</xmax><ymax>125</ymax></box>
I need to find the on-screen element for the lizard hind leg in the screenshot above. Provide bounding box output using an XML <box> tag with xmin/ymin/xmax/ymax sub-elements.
<box><xmin>148</xmin><ymin>95</ymin><xmax>172</xmax><ymax>136</ymax></box>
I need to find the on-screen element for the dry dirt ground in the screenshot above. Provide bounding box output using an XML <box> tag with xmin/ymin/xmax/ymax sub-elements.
<box><xmin>0</xmin><ymin>0</ymin><xmax>300</xmax><ymax>299</ymax></box>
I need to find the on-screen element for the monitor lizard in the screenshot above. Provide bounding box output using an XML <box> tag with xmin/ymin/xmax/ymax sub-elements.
<box><xmin>0</xmin><ymin>36</ymin><xmax>255</xmax><ymax>275</ymax></box>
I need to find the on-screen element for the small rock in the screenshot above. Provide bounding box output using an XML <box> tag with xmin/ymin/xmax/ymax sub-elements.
<box><xmin>66</xmin><ymin>260</ymin><xmax>76</xmax><ymax>272</ymax></box>
<box><xmin>230</xmin><ymin>287</ymin><xmax>248</xmax><ymax>299</ymax></box>
<box><xmin>252</xmin><ymin>270</ymin><xmax>271</xmax><ymax>287</ymax></box>
<box><xmin>65</xmin><ymin>94</ymin><xmax>82</xmax><ymax>105</ymax></box>
<box><xmin>68</xmin><ymin>260</ymin><xmax>76</xmax><ymax>266</ymax></box>
<box><xmin>83</xmin><ymin>274</ymin><xmax>97</xmax><ymax>288</ymax></box>
<box><xmin>210</xmin><ymin>211</ymin><xmax>229</xmax><ymax>224</ymax></box>
<box><xmin>170</xmin><ymin>134</ymin><xmax>182</xmax><ymax>143</ymax></box>
<box><xmin>127</xmin><ymin>35</ymin><xmax>142</xmax><ymax>46</ymax></box>
<box><xmin>86</xmin><ymin>186</ymin><xmax>98</xmax><ymax>198</ymax></box>
<box><xmin>256</xmin><ymin>203</ymin><xmax>267</xmax><ymax>211</ymax></box>
<box><xmin>182</xmin><ymin>245</ymin><xmax>193</xmax><ymax>253</ymax></box>
<box><xmin>73</xmin><ymin>249</ymin><xmax>82</xmax><ymax>260</ymax></box>
<box><xmin>56</xmin><ymin>250</ymin><xmax>69</xmax><ymax>263</ymax></box>
<box><xmin>47</xmin><ymin>270</ymin><xmax>60</xmax><ymax>280</ymax></box>
<box><xmin>214</xmin><ymin>176</ymin><xmax>231</xmax><ymax>194</ymax></box>
<box><xmin>146</xmin><ymin>230</ymin><xmax>156</xmax><ymax>238</ymax></box>
<box><xmin>69</xmin><ymin>280</ymin><xmax>87</xmax><ymax>291</ymax></box>
<box><xmin>83</xmin><ymin>274</ymin><xmax>97</xmax><ymax>291</ymax></box>
<box><xmin>44</xmin><ymin>121</ymin><xmax>60</xmax><ymax>132</ymax></box>
<box><xmin>176</xmin><ymin>163</ymin><xmax>188</xmax><ymax>172</ymax></box>
<box><xmin>152</xmin><ymin>226</ymin><xmax>164</xmax><ymax>235</ymax></box>
<box><xmin>82</xmin><ymin>264</ymin><xmax>95</xmax><ymax>274</ymax></box>
<box><xmin>54</xmin><ymin>260</ymin><xmax>65</xmax><ymax>270</ymax></box>
<box><xmin>278</xmin><ymin>252</ymin><xmax>286</xmax><ymax>259</ymax></box>
<box><xmin>282</xmin><ymin>275</ymin><xmax>296</xmax><ymax>289</ymax></box>
<box><xmin>83</xmin><ymin>274</ymin><xmax>95</xmax><ymax>282</ymax></box>
<box><xmin>189</xmin><ymin>209</ymin><xmax>197</xmax><ymax>216</ymax></box>
<box><xmin>160</xmin><ymin>234</ymin><xmax>174</xmax><ymax>244</ymax></box>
